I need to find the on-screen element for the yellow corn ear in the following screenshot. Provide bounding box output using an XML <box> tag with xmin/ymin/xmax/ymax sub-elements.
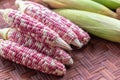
<box><xmin>43</xmin><ymin>0</ymin><xmax>117</xmax><ymax>18</ymax></box>
<box><xmin>54</xmin><ymin>9</ymin><xmax>120</xmax><ymax>43</ymax></box>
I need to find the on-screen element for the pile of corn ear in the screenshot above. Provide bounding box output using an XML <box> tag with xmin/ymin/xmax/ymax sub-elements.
<box><xmin>0</xmin><ymin>0</ymin><xmax>120</xmax><ymax>76</ymax></box>
<box><xmin>42</xmin><ymin>0</ymin><xmax>120</xmax><ymax>43</ymax></box>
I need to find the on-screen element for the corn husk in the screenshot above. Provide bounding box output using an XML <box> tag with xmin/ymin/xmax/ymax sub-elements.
<box><xmin>54</xmin><ymin>9</ymin><xmax>120</xmax><ymax>43</ymax></box>
<box><xmin>92</xmin><ymin>0</ymin><xmax>120</xmax><ymax>10</ymax></box>
<box><xmin>42</xmin><ymin>0</ymin><xmax>117</xmax><ymax>18</ymax></box>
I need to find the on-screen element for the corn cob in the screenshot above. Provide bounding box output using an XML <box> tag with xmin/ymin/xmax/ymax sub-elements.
<box><xmin>15</xmin><ymin>0</ymin><xmax>83</xmax><ymax>48</ymax></box>
<box><xmin>92</xmin><ymin>0</ymin><xmax>120</xmax><ymax>10</ymax></box>
<box><xmin>55</xmin><ymin>9</ymin><xmax>120</xmax><ymax>43</ymax></box>
<box><xmin>0</xmin><ymin>39</ymin><xmax>66</xmax><ymax>76</ymax></box>
<box><xmin>40</xmin><ymin>0</ymin><xmax>117</xmax><ymax>18</ymax></box>
<box><xmin>0</xmin><ymin>9</ymin><xmax>72</xmax><ymax>50</ymax></box>
<box><xmin>0</xmin><ymin>28</ymin><xmax>73</xmax><ymax>65</ymax></box>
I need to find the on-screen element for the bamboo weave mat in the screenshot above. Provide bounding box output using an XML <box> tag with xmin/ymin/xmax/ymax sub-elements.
<box><xmin>0</xmin><ymin>0</ymin><xmax>120</xmax><ymax>80</ymax></box>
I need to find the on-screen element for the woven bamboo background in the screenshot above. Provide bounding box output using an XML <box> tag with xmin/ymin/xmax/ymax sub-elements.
<box><xmin>0</xmin><ymin>0</ymin><xmax>120</xmax><ymax>80</ymax></box>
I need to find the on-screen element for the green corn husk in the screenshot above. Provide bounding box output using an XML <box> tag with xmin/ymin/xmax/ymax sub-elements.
<box><xmin>92</xmin><ymin>0</ymin><xmax>120</xmax><ymax>10</ymax></box>
<box><xmin>54</xmin><ymin>9</ymin><xmax>120</xmax><ymax>43</ymax></box>
<box><xmin>43</xmin><ymin>0</ymin><xmax>117</xmax><ymax>18</ymax></box>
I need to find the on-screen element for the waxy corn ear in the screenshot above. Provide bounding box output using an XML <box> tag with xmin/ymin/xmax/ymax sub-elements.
<box><xmin>0</xmin><ymin>9</ymin><xmax>72</xmax><ymax>50</ymax></box>
<box><xmin>15</xmin><ymin>0</ymin><xmax>81</xmax><ymax>48</ymax></box>
<box><xmin>55</xmin><ymin>9</ymin><xmax>120</xmax><ymax>43</ymax></box>
<box><xmin>41</xmin><ymin>0</ymin><xmax>117</xmax><ymax>18</ymax></box>
<box><xmin>0</xmin><ymin>28</ymin><xmax>73</xmax><ymax>65</ymax></box>
<box><xmin>15</xmin><ymin>0</ymin><xmax>90</xmax><ymax>48</ymax></box>
<box><xmin>0</xmin><ymin>40</ymin><xmax>66</xmax><ymax>76</ymax></box>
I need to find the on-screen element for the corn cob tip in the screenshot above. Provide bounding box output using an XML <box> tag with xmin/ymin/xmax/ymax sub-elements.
<box><xmin>55</xmin><ymin>67</ymin><xmax>66</xmax><ymax>76</ymax></box>
<box><xmin>15</xmin><ymin>0</ymin><xmax>23</xmax><ymax>7</ymax></box>
<box><xmin>0</xmin><ymin>9</ymin><xmax>4</xmax><ymax>15</ymax></box>
<box><xmin>71</xmin><ymin>39</ymin><xmax>83</xmax><ymax>48</ymax></box>
<box><xmin>0</xmin><ymin>9</ymin><xmax>12</xmax><ymax>14</ymax></box>
<box><xmin>55</xmin><ymin>37</ymin><xmax>72</xmax><ymax>51</ymax></box>
<box><xmin>0</xmin><ymin>28</ymin><xmax>10</xmax><ymax>40</ymax></box>
<box><xmin>15</xmin><ymin>0</ymin><xmax>28</xmax><ymax>13</ymax></box>
<box><xmin>66</xmin><ymin>58</ymin><xmax>74</xmax><ymax>65</ymax></box>
<box><xmin>56</xmin><ymin>70</ymin><xmax>66</xmax><ymax>76</ymax></box>
<box><xmin>0</xmin><ymin>9</ymin><xmax>10</xmax><ymax>17</ymax></box>
<box><xmin>0</xmin><ymin>9</ymin><xmax>12</xmax><ymax>22</ymax></box>
<box><xmin>0</xmin><ymin>39</ymin><xmax>4</xmax><ymax>43</ymax></box>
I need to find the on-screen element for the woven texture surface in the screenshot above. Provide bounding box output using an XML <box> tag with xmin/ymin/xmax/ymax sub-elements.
<box><xmin>0</xmin><ymin>0</ymin><xmax>120</xmax><ymax>80</ymax></box>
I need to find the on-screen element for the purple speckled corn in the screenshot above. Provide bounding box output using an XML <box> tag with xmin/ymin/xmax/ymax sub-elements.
<box><xmin>0</xmin><ymin>9</ymin><xmax>71</xmax><ymax>50</ymax></box>
<box><xmin>7</xmin><ymin>29</ymin><xmax>73</xmax><ymax>65</ymax></box>
<box><xmin>16</xmin><ymin>0</ymin><xmax>82</xmax><ymax>47</ymax></box>
<box><xmin>0</xmin><ymin>40</ymin><xmax>66</xmax><ymax>76</ymax></box>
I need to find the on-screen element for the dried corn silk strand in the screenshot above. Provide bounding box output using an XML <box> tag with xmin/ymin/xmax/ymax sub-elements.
<box><xmin>7</xmin><ymin>28</ymin><xmax>73</xmax><ymax>65</ymax></box>
<box><xmin>0</xmin><ymin>40</ymin><xmax>66</xmax><ymax>76</ymax></box>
